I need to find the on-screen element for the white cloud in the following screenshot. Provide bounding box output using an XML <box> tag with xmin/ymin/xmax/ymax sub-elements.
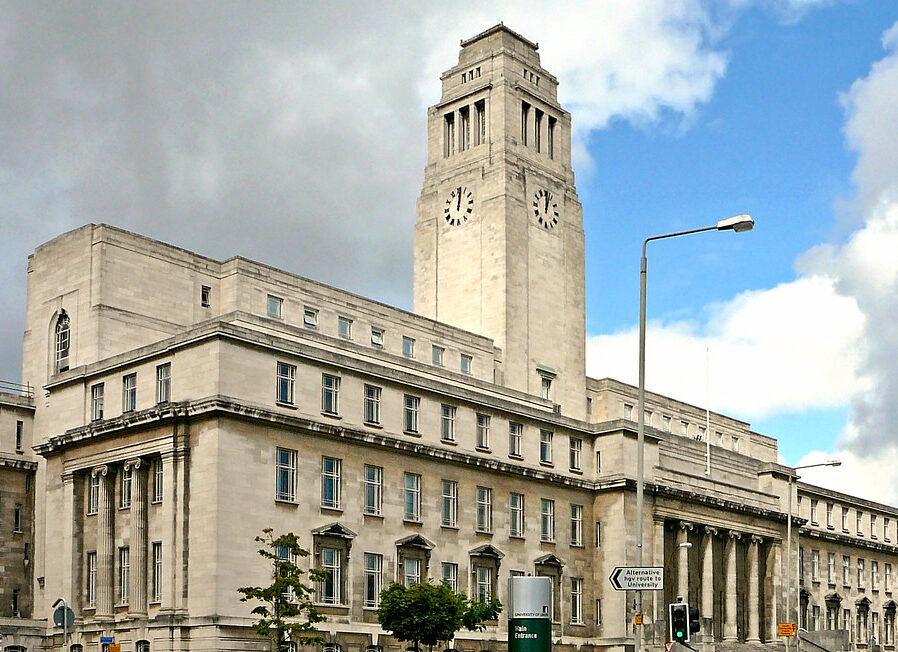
<box><xmin>795</xmin><ymin>443</ymin><xmax>898</xmax><ymax>506</ymax></box>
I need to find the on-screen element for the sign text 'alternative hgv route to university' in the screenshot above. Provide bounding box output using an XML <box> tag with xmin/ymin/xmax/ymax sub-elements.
<box><xmin>609</xmin><ymin>566</ymin><xmax>664</xmax><ymax>591</ymax></box>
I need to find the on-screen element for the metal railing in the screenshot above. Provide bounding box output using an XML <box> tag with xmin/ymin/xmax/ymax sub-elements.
<box><xmin>0</xmin><ymin>379</ymin><xmax>34</xmax><ymax>398</ymax></box>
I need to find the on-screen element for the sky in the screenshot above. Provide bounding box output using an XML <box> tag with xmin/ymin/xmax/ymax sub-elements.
<box><xmin>2</xmin><ymin>1</ymin><xmax>898</xmax><ymax>501</ymax></box>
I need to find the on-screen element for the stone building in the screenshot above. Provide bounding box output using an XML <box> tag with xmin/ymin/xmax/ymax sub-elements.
<box><xmin>1</xmin><ymin>23</ymin><xmax>897</xmax><ymax>652</ymax></box>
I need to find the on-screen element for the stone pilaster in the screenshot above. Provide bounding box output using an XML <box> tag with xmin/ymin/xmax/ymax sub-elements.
<box><xmin>701</xmin><ymin>526</ymin><xmax>717</xmax><ymax>639</ymax></box>
<box><xmin>748</xmin><ymin>535</ymin><xmax>762</xmax><ymax>642</ymax></box>
<box><xmin>93</xmin><ymin>465</ymin><xmax>114</xmax><ymax>620</ymax></box>
<box><xmin>127</xmin><ymin>458</ymin><xmax>148</xmax><ymax>616</ymax></box>
<box><xmin>724</xmin><ymin>531</ymin><xmax>741</xmax><ymax>641</ymax></box>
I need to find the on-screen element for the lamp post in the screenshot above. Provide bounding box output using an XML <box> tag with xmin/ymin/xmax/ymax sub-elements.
<box><xmin>635</xmin><ymin>214</ymin><xmax>754</xmax><ymax>652</ymax></box>
<box><xmin>785</xmin><ymin>460</ymin><xmax>842</xmax><ymax>633</ymax></box>
<box><xmin>665</xmin><ymin>542</ymin><xmax>692</xmax><ymax>602</ymax></box>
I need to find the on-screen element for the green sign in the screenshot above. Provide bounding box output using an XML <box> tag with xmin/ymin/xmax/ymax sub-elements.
<box><xmin>509</xmin><ymin>618</ymin><xmax>551</xmax><ymax>652</ymax></box>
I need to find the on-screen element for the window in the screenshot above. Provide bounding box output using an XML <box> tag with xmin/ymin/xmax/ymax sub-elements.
<box><xmin>153</xmin><ymin>459</ymin><xmax>163</xmax><ymax>503</ymax></box>
<box><xmin>872</xmin><ymin>514</ymin><xmax>879</xmax><ymax>538</ymax></box>
<box><xmin>662</xmin><ymin>415</ymin><xmax>671</xmax><ymax>432</ymax></box>
<box><xmin>461</xmin><ymin>354</ymin><xmax>473</xmax><ymax>374</ymax></box>
<box><xmin>811</xmin><ymin>499</ymin><xmax>818</xmax><ymax>525</ymax></box>
<box><xmin>14</xmin><ymin>503</ymin><xmax>22</xmax><ymax>532</ymax></box>
<box><xmin>475</xmin><ymin>99</ymin><xmax>486</xmax><ymax>146</ymax></box>
<box><xmin>402</xmin><ymin>336</ymin><xmax>415</xmax><ymax>357</ymax></box>
<box><xmin>596</xmin><ymin>451</ymin><xmax>601</xmax><ymax>474</ymax></box>
<box><xmin>152</xmin><ymin>542</ymin><xmax>163</xmax><ymax>602</ymax></box>
<box><xmin>844</xmin><ymin>609</ymin><xmax>852</xmax><ymax>638</ymax></box>
<box><xmin>12</xmin><ymin>420</ymin><xmax>22</xmax><ymax>451</ymax></box>
<box><xmin>476</xmin><ymin>414</ymin><xmax>490</xmax><ymax>449</ymax></box>
<box><xmin>91</xmin><ymin>383</ymin><xmax>104</xmax><ymax>420</ymax></box>
<box><xmin>321</xmin><ymin>457</ymin><xmax>341</xmax><ymax>509</ymax></box>
<box><xmin>534</xmin><ymin>108</ymin><xmax>543</xmax><ymax>152</ymax></box>
<box><xmin>364</xmin><ymin>385</ymin><xmax>381</xmax><ymax>424</ymax></box>
<box><xmin>441</xmin><ymin>562</ymin><xmax>458</xmax><ymax>592</ymax></box>
<box><xmin>87</xmin><ymin>473</ymin><xmax>99</xmax><ymax>515</ymax></box>
<box><xmin>510</xmin><ymin>492</ymin><xmax>525</xmax><ymax>537</ymax></box>
<box><xmin>843</xmin><ymin>555</ymin><xmax>851</xmax><ymax>586</ymax></box>
<box><xmin>432</xmin><ymin>344</ymin><xmax>445</xmax><ymax>366</ymax></box>
<box><xmin>55</xmin><ymin>312</ymin><xmax>71</xmax><ymax>372</ymax></box>
<box><xmin>405</xmin><ymin>472</ymin><xmax>421</xmax><ymax>521</ymax></box>
<box><xmin>595</xmin><ymin>521</ymin><xmax>602</xmax><ymax>547</ymax></box>
<box><xmin>87</xmin><ymin>551</ymin><xmax>97</xmax><ymax>607</ymax></box>
<box><xmin>404</xmin><ymin>557</ymin><xmax>421</xmax><ymax>587</ymax></box>
<box><xmin>859</xmin><ymin>558</ymin><xmax>866</xmax><ymax>588</ymax></box>
<box><xmin>813</xmin><ymin>605</ymin><xmax>820</xmax><ymax>631</ymax></box>
<box><xmin>541</xmin><ymin>498</ymin><xmax>555</xmax><ymax>541</ymax></box>
<box><xmin>842</xmin><ymin>506</ymin><xmax>849</xmax><ymax>532</ymax></box>
<box><xmin>441</xmin><ymin>480</ymin><xmax>458</xmax><ymax>527</ymax></box>
<box><xmin>681</xmin><ymin>420</ymin><xmax>689</xmax><ymax>435</ymax></box>
<box><xmin>696</xmin><ymin>426</ymin><xmax>705</xmax><ymax>441</ymax></box>
<box><xmin>364</xmin><ymin>553</ymin><xmax>383</xmax><ymax>608</ymax></box>
<box><xmin>321</xmin><ymin>374</ymin><xmax>340</xmax><ymax>415</ymax></box>
<box><xmin>886</xmin><ymin>563</ymin><xmax>892</xmax><ymax>592</ymax></box>
<box><xmin>319</xmin><ymin>547</ymin><xmax>341</xmax><ymax>603</ymax></box>
<box><xmin>873</xmin><ymin>561</ymin><xmax>880</xmax><ymax>590</ymax></box>
<box><xmin>444</xmin><ymin>112</ymin><xmax>455</xmax><ymax>157</ymax></box>
<box><xmin>570</xmin><ymin>504</ymin><xmax>583</xmax><ymax>546</ymax></box>
<box><xmin>276</xmin><ymin>362</ymin><xmax>295</xmax><ymax>404</ymax></box>
<box><xmin>885</xmin><ymin>517</ymin><xmax>891</xmax><ymax>542</ymax></box>
<box><xmin>570</xmin><ymin>578</ymin><xmax>583</xmax><ymax>624</ymax></box>
<box><xmin>800</xmin><ymin>547</ymin><xmax>805</xmax><ymax>583</ymax></box>
<box><xmin>267</xmin><ymin>294</ymin><xmax>283</xmax><ymax>319</ymax></box>
<box><xmin>120</xmin><ymin>465</ymin><xmax>132</xmax><ymax>508</ymax></box>
<box><xmin>119</xmin><ymin>546</ymin><xmax>130</xmax><ymax>604</ymax></box>
<box><xmin>521</xmin><ymin>101</ymin><xmax>530</xmax><ymax>145</ymax></box>
<box><xmin>364</xmin><ymin>465</ymin><xmax>383</xmax><ymax>515</ymax></box>
<box><xmin>156</xmin><ymin>363</ymin><xmax>171</xmax><ymax>403</ymax></box>
<box><xmin>623</xmin><ymin>404</ymin><xmax>633</xmax><ymax>420</ymax></box>
<box><xmin>459</xmin><ymin>106</ymin><xmax>470</xmax><ymax>151</ymax></box>
<box><xmin>303</xmin><ymin>306</ymin><xmax>318</xmax><ymax>329</ymax></box>
<box><xmin>371</xmin><ymin>327</ymin><xmax>384</xmax><ymax>347</ymax></box>
<box><xmin>858</xmin><ymin>511</ymin><xmax>864</xmax><ymax>535</ymax></box>
<box><xmin>828</xmin><ymin>553</ymin><xmax>836</xmax><ymax>584</ymax></box>
<box><xmin>137</xmin><ymin>642</ymin><xmax>150</xmax><ymax>652</ymax></box>
<box><xmin>547</xmin><ymin>116</ymin><xmax>556</xmax><ymax>158</ymax></box>
<box><xmin>122</xmin><ymin>373</ymin><xmax>137</xmax><ymax>412</ymax></box>
<box><xmin>441</xmin><ymin>404</ymin><xmax>456</xmax><ymax>441</ymax></box>
<box><xmin>596</xmin><ymin>598</ymin><xmax>603</xmax><ymax>626</ymax></box>
<box><xmin>569</xmin><ymin>437</ymin><xmax>582</xmax><ymax>471</ymax></box>
<box><xmin>476</xmin><ymin>486</ymin><xmax>492</xmax><ymax>532</ymax></box>
<box><xmin>201</xmin><ymin>285</ymin><xmax>211</xmax><ymax>307</ymax></box>
<box><xmin>539</xmin><ymin>430</ymin><xmax>553</xmax><ymax>464</ymax></box>
<box><xmin>540</xmin><ymin>375</ymin><xmax>552</xmax><ymax>400</ymax></box>
<box><xmin>509</xmin><ymin>422</ymin><xmax>522</xmax><ymax>457</ymax></box>
<box><xmin>276</xmin><ymin>447</ymin><xmax>297</xmax><ymax>502</ymax></box>
<box><xmin>811</xmin><ymin>549</ymin><xmax>819</xmax><ymax>581</ymax></box>
<box><xmin>338</xmin><ymin>316</ymin><xmax>352</xmax><ymax>339</ymax></box>
<box><xmin>826</xmin><ymin>502</ymin><xmax>834</xmax><ymax>528</ymax></box>
<box><xmin>404</xmin><ymin>395</ymin><xmax>420</xmax><ymax>432</ymax></box>
<box><xmin>476</xmin><ymin>566</ymin><xmax>492</xmax><ymax>602</ymax></box>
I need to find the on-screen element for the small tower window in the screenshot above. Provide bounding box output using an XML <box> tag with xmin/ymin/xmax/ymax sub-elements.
<box><xmin>475</xmin><ymin>100</ymin><xmax>486</xmax><ymax>146</ymax></box>
<box><xmin>548</xmin><ymin>116</ymin><xmax>556</xmax><ymax>159</ymax></box>
<box><xmin>55</xmin><ymin>311</ymin><xmax>71</xmax><ymax>373</ymax></box>
<box><xmin>459</xmin><ymin>106</ymin><xmax>470</xmax><ymax>151</ymax></box>
<box><xmin>521</xmin><ymin>102</ymin><xmax>530</xmax><ymax>146</ymax></box>
<box><xmin>201</xmin><ymin>285</ymin><xmax>211</xmax><ymax>307</ymax></box>
<box><xmin>535</xmin><ymin>108</ymin><xmax>544</xmax><ymax>153</ymax></box>
<box><xmin>444</xmin><ymin>113</ymin><xmax>455</xmax><ymax>158</ymax></box>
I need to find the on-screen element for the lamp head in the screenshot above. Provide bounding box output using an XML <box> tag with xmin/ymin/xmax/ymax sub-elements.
<box><xmin>828</xmin><ymin>460</ymin><xmax>842</xmax><ymax>467</ymax></box>
<box><xmin>716</xmin><ymin>214</ymin><xmax>754</xmax><ymax>232</ymax></box>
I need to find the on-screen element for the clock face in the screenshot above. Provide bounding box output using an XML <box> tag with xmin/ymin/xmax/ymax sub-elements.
<box><xmin>444</xmin><ymin>186</ymin><xmax>474</xmax><ymax>226</ymax></box>
<box><xmin>533</xmin><ymin>189</ymin><xmax>559</xmax><ymax>229</ymax></box>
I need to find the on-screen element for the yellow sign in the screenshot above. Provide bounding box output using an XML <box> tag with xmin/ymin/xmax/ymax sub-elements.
<box><xmin>778</xmin><ymin>623</ymin><xmax>798</xmax><ymax>637</ymax></box>
<box><xmin>635</xmin><ymin>614</ymin><xmax>644</xmax><ymax>625</ymax></box>
<box><xmin>109</xmin><ymin>645</ymin><xmax>121</xmax><ymax>652</ymax></box>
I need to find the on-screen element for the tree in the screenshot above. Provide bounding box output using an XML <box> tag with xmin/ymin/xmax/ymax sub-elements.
<box><xmin>377</xmin><ymin>581</ymin><xmax>502</xmax><ymax>652</ymax></box>
<box><xmin>238</xmin><ymin>529</ymin><xmax>328</xmax><ymax>652</ymax></box>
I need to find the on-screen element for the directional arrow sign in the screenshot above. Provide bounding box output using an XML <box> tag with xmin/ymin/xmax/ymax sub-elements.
<box><xmin>609</xmin><ymin>566</ymin><xmax>664</xmax><ymax>591</ymax></box>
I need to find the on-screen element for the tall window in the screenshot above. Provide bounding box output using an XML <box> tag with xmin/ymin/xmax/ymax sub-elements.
<box><xmin>432</xmin><ymin>345</ymin><xmax>445</xmax><ymax>366</ymax></box>
<box><xmin>267</xmin><ymin>295</ymin><xmax>283</xmax><ymax>319</ymax></box>
<box><xmin>540</xmin><ymin>375</ymin><xmax>552</xmax><ymax>400</ymax></box>
<box><xmin>842</xmin><ymin>506</ymin><xmax>849</xmax><ymax>531</ymax></box>
<box><xmin>120</xmin><ymin>465</ymin><xmax>132</xmax><ymax>508</ymax></box>
<box><xmin>119</xmin><ymin>546</ymin><xmax>130</xmax><ymax>604</ymax></box>
<box><xmin>570</xmin><ymin>504</ymin><xmax>583</xmax><ymax>546</ymax></box>
<box><xmin>475</xmin><ymin>100</ymin><xmax>486</xmax><ymax>146</ymax></box>
<box><xmin>55</xmin><ymin>312</ymin><xmax>71</xmax><ymax>372</ymax></box>
<box><xmin>534</xmin><ymin>108</ymin><xmax>543</xmax><ymax>152</ymax></box>
<box><xmin>510</xmin><ymin>492</ymin><xmax>524</xmax><ymax>537</ymax></box>
<box><xmin>858</xmin><ymin>511</ymin><xmax>864</xmax><ymax>535</ymax></box>
<box><xmin>441</xmin><ymin>479</ymin><xmax>458</xmax><ymax>527</ymax></box>
<box><xmin>152</xmin><ymin>542</ymin><xmax>163</xmax><ymax>602</ymax></box>
<box><xmin>277</xmin><ymin>362</ymin><xmax>296</xmax><ymax>404</ymax></box>
<box><xmin>872</xmin><ymin>561</ymin><xmax>880</xmax><ymax>590</ymax></box>
<box><xmin>476</xmin><ymin>486</ymin><xmax>492</xmax><ymax>532</ymax></box>
<box><xmin>122</xmin><ymin>373</ymin><xmax>137</xmax><ymax>412</ymax></box>
<box><xmin>153</xmin><ymin>459</ymin><xmax>163</xmax><ymax>503</ymax></box>
<box><xmin>859</xmin><ymin>558</ymin><xmax>865</xmax><ymax>588</ymax></box>
<box><xmin>828</xmin><ymin>553</ymin><xmax>836</xmax><ymax>584</ymax></box>
<box><xmin>476</xmin><ymin>566</ymin><xmax>492</xmax><ymax>602</ymax></box>
<box><xmin>476</xmin><ymin>414</ymin><xmax>490</xmax><ymax>449</ymax></box>
<box><xmin>91</xmin><ymin>383</ymin><xmax>105</xmax><ymax>420</ymax></box>
<box><xmin>595</xmin><ymin>521</ymin><xmax>602</xmax><ymax>547</ymax></box>
<box><xmin>886</xmin><ymin>563</ymin><xmax>892</xmax><ymax>592</ymax></box>
<box><xmin>404</xmin><ymin>558</ymin><xmax>421</xmax><ymax>587</ymax></box>
<box><xmin>885</xmin><ymin>517</ymin><xmax>892</xmax><ymax>541</ymax></box>
<box><xmin>201</xmin><ymin>285</ymin><xmax>211</xmax><ymax>307</ymax></box>
<box><xmin>364</xmin><ymin>385</ymin><xmax>382</xmax><ymax>424</ymax></box>
<box><xmin>404</xmin><ymin>395</ymin><xmax>420</xmax><ymax>432</ymax></box>
<box><xmin>276</xmin><ymin>447</ymin><xmax>297</xmax><ymax>502</ymax></box>
<box><xmin>405</xmin><ymin>472</ymin><xmax>421</xmax><ymax>521</ymax></box>
<box><xmin>321</xmin><ymin>374</ymin><xmax>340</xmax><ymax>415</ymax></box>
<box><xmin>364</xmin><ymin>465</ymin><xmax>383</xmax><ymax>515</ymax></box>
<box><xmin>570</xmin><ymin>578</ymin><xmax>583</xmax><ymax>624</ymax></box>
<box><xmin>319</xmin><ymin>547</ymin><xmax>340</xmax><ymax>604</ymax></box>
<box><xmin>541</xmin><ymin>499</ymin><xmax>555</xmax><ymax>542</ymax></box>
<box><xmin>14</xmin><ymin>503</ymin><xmax>22</xmax><ymax>532</ymax></box>
<box><xmin>441</xmin><ymin>405</ymin><xmax>456</xmax><ymax>441</ymax></box>
<box><xmin>569</xmin><ymin>437</ymin><xmax>582</xmax><ymax>471</ymax></box>
<box><xmin>843</xmin><ymin>555</ymin><xmax>851</xmax><ymax>586</ymax></box>
<box><xmin>87</xmin><ymin>551</ymin><xmax>97</xmax><ymax>607</ymax></box>
<box><xmin>827</xmin><ymin>502</ymin><xmax>834</xmax><ymax>528</ymax></box>
<box><xmin>156</xmin><ymin>363</ymin><xmax>171</xmax><ymax>403</ymax></box>
<box><xmin>548</xmin><ymin>116</ymin><xmax>556</xmax><ymax>159</ymax></box>
<box><xmin>811</xmin><ymin>499</ymin><xmax>818</xmax><ymax>525</ymax></box>
<box><xmin>87</xmin><ymin>473</ymin><xmax>100</xmax><ymax>515</ymax></box>
<box><xmin>509</xmin><ymin>422</ymin><xmax>522</xmax><ymax>457</ymax></box>
<box><xmin>540</xmin><ymin>430</ymin><xmax>553</xmax><ymax>464</ymax></box>
<box><xmin>872</xmin><ymin>514</ymin><xmax>879</xmax><ymax>538</ymax></box>
<box><xmin>15</xmin><ymin>420</ymin><xmax>23</xmax><ymax>451</ymax></box>
<box><xmin>811</xmin><ymin>549</ymin><xmax>819</xmax><ymax>581</ymax></box>
<box><xmin>442</xmin><ymin>562</ymin><xmax>458</xmax><ymax>592</ymax></box>
<box><xmin>521</xmin><ymin>101</ymin><xmax>530</xmax><ymax>145</ymax></box>
<box><xmin>321</xmin><ymin>457</ymin><xmax>342</xmax><ymax>509</ymax></box>
<box><xmin>364</xmin><ymin>553</ymin><xmax>383</xmax><ymax>608</ymax></box>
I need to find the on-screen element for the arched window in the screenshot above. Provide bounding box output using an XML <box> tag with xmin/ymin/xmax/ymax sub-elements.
<box><xmin>323</xmin><ymin>644</ymin><xmax>342</xmax><ymax>652</ymax></box>
<box><xmin>55</xmin><ymin>311</ymin><xmax>71</xmax><ymax>372</ymax></box>
<box><xmin>137</xmin><ymin>641</ymin><xmax>151</xmax><ymax>652</ymax></box>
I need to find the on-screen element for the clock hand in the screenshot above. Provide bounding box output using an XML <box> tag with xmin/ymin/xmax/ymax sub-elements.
<box><xmin>545</xmin><ymin>194</ymin><xmax>549</xmax><ymax>212</ymax></box>
<box><xmin>457</xmin><ymin>188</ymin><xmax>461</xmax><ymax>211</ymax></box>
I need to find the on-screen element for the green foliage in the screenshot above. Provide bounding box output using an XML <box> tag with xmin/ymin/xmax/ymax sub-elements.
<box><xmin>238</xmin><ymin>528</ymin><xmax>328</xmax><ymax>651</ymax></box>
<box><xmin>377</xmin><ymin>580</ymin><xmax>503</xmax><ymax>650</ymax></box>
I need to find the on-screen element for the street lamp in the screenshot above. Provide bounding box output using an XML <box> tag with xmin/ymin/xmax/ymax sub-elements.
<box><xmin>665</xmin><ymin>542</ymin><xmax>692</xmax><ymax>601</ymax></box>
<box><xmin>635</xmin><ymin>214</ymin><xmax>754</xmax><ymax>652</ymax></box>
<box><xmin>785</xmin><ymin>460</ymin><xmax>842</xmax><ymax>632</ymax></box>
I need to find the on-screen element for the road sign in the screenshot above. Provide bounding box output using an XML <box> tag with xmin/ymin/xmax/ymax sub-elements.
<box><xmin>634</xmin><ymin>613</ymin><xmax>644</xmax><ymax>625</ymax></box>
<box><xmin>53</xmin><ymin>605</ymin><xmax>75</xmax><ymax>628</ymax></box>
<box><xmin>609</xmin><ymin>566</ymin><xmax>664</xmax><ymax>591</ymax></box>
<box><xmin>665</xmin><ymin>642</ymin><xmax>674</xmax><ymax>652</ymax></box>
<box><xmin>778</xmin><ymin>623</ymin><xmax>798</xmax><ymax>637</ymax></box>
<box><xmin>100</xmin><ymin>637</ymin><xmax>114</xmax><ymax>644</ymax></box>
<box><xmin>110</xmin><ymin>645</ymin><xmax>122</xmax><ymax>652</ymax></box>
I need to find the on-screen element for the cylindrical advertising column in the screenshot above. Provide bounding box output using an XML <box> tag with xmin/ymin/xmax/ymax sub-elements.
<box><xmin>508</xmin><ymin>576</ymin><xmax>552</xmax><ymax>652</ymax></box>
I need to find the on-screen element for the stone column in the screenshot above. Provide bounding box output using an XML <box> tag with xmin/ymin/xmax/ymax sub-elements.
<box><xmin>677</xmin><ymin>521</ymin><xmax>692</xmax><ymax>602</ymax></box>
<box><xmin>653</xmin><ymin>519</ymin><xmax>666</xmax><ymax>623</ymax></box>
<box><xmin>724</xmin><ymin>531</ymin><xmax>741</xmax><ymax>641</ymax></box>
<box><xmin>93</xmin><ymin>465</ymin><xmax>114</xmax><ymax>620</ymax></box>
<box><xmin>747</xmin><ymin>535</ymin><xmax>762</xmax><ymax>642</ymax></box>
<box><xmin>128</xmin><ymin>458</ymin><xmax>148</xmax><ymax>617</ymax></box>
<box><xmin>766</xmin><ymin>542</ymin><xmax>780</xmax><ymax>641</ymax></box>
<box><xmin>701</xmin><ymin>527</ymin><xmax>717</xmax><ymax>639</ymax></box>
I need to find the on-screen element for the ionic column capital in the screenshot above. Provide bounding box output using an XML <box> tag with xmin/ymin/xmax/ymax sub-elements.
<box><xmin>91</xmin><ymin>464</ymin><xmax>109</xmax><ymax>478</ymax></box>
<box><xmin>679</xmin><ymin>520</ymin><xmax>694</xmax><ymax>531</ymax></box>
<box><xmin>750</xmin><ymin>534</ymin><xmax>764</xmax><ymax>545</ymax></box>
<box><xmin>727</xmin><ymin>530</ymin><xmax>742</xmax><ymax>540</ymax></box>
<box><xmin>704</xmin><ymin>526</ymin><xmax>718</xmax><ymax>537</ymax></box>
<box><xmin>123</xmin><ymin>457</ymin><xmax>144</xmax><ymax>471</ymax></box>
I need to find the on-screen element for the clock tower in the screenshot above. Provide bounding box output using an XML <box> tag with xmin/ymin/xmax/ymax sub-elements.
<box><xmin>414</xmin><ymin>24</ymin><xmax>586</xmax><ymax>418</ymax></box>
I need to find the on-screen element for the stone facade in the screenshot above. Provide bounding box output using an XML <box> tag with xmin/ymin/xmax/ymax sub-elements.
<box><xmin>1</xmin><ymin>22</ymin><xmax>897</xmax><ymax>652</ymax></box>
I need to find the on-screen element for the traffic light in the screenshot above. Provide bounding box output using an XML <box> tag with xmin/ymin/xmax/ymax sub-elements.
<box><xmin>689</xmin><ymin>606</ymin><xmax>701</xmax><ymax>637</ymax></box>
<box><xmin>669</xmin><ymin>602</ymin><xmax>690</xmax><ymax>643</ymax></box>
